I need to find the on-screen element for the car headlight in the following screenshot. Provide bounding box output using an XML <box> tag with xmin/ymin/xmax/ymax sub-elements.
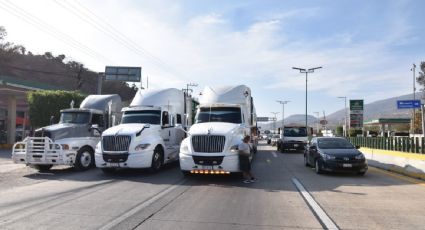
<box><xmin>135</xmin><ymin>143</ymin><xmax>150</xmax><ymax>151</ymax></box>
<box><xmin>61</xmin><ymin>144</ymin><xmax>70</xmax><ymax>150</ymax></box>
<box><xmin>355</xmin><ymin>154</ymin><xmax>365</xmax><ymax>160</ymax></box>
<box><xmin>320</xmin><ymin>153</ymin><xmax>335</xmax><ymax>160</ymax></box>
<box><xmin>229</xmin><ymin>144</ymin><xmax>239</xmax><ymax>152</ymax></box>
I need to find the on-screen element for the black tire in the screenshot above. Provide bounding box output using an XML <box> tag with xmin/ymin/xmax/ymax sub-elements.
<box><xmin>267</xmin><ymin>140</ymin><xmax>271</xmax><ymax>145</ymax></box>
<box><xmin>150</xmin><ymin>147</ymin><xmax>163</xmax><ymax>173</ymax></box>
<box><xmin>304</xmin><ymin>155</ymin><xmax>310</xmax><ymax>167</ymax></box>
<box><xmin>101</xmin><ymin>168</ymin><xmax>116</xmax><ymax>174</ymax></box>
<box><xmin>315</xmin><ymin>159</ymin><xmax>323</xmax><ymax>174</ymax></box>
<box><xmin>74</xmin><ymin>147</ymin><xmax>95</xmax><ymax>171</ymax></box>
<box><xmin>33</xmin><ymin>164</ymin><xmax>53</xmax><ymax>172</ymax></box>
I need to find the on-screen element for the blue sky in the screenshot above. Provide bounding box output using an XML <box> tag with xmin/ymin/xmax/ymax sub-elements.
<box><xmin>1</xmin><ymin>0</ymin><xmax>424</xmax><ymax>122</ymax></box>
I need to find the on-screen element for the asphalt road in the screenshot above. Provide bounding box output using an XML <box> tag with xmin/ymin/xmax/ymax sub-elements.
<box><xmin>1</xmin><ymin>142</ymin><xmax>425</xmax><ymax>230</ymax></box>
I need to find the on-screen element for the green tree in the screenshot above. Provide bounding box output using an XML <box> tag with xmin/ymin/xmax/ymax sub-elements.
<box><xmin>416</xmin><ymin>62</ymin><xmax>425</xmax><ymax>92</ymax></box>
<box><xmin>27</xmin><ymin>90</ymin><xmax>85</xmax><ymax>129</ymax></box>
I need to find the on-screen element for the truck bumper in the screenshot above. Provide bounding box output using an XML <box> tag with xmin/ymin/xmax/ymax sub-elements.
<box><xmin>95</xmin><ymin>150</ymin><xmax>154</xmax><ymax>169</ymax></box>
<box><xmin>12</xmin><ymin>139</ymin><xmax>76</xmax><ymax>165</ymax></box>
<box><xmin>179</xmin><ymin>152</ymin><xmax>240</xmax><ymax>173</ymax></box>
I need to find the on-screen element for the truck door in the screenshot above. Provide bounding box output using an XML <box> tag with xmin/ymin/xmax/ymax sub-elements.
<box><xmin>160</xmin><ymin>111</ymin><xmax>178</xmax><ymax>161</ymax></box>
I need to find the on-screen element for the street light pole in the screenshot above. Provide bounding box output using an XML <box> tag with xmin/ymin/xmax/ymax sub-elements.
<box><xmin>271</xmin><ymin>112</ymin><xmax>279</xmax><ymax>134</ymax></box>
<box><xmin>293</xmin><ymin>66</ymin><xmax>322</xmax><ymax>133</ymax></box>
<box><xmin>338</xmin><ymin>96</ymin><xmax>347</xmax><ymax>137</ymax></box>
<box><xmin>276</xmin><ymin>100</ymin><xmax>290</xmax><ymax>132</ymax></box>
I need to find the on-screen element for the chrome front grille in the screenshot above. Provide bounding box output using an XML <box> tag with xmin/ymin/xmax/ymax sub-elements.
<box><xmin>102</xmin><ymin>135</ymin><xmax>131</xmax><ymax>152</ymax></box>
<box><xmin>191</xmin><ymin>135</ymin><xmax>225</xmax><ymax>153</ymax></box>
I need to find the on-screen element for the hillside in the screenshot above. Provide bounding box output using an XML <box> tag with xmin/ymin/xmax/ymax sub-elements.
<box><xmin>0</xmin><ymin>26</ymin><xmax>137</xmax><ymax>101</ymax></box>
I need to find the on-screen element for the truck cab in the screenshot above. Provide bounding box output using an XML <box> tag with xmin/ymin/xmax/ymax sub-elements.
<box><xmin>95</xmin><ymin>88</ymin><xmax>189</xmax><ymax>173</ymax></box>
<box><xmin>12</xmin><ymin>94</ymin><xmax>122</xmax><ymax>171</ymax></box>
<box><xmin>277</xmin><ymin>126</ymin><xmax>309</xmax><ymax>152</ymax></box>
<box><xmin>179</xmin><ymin>85</ymin><xmax>257</xmax><ymax>175</ymax></box>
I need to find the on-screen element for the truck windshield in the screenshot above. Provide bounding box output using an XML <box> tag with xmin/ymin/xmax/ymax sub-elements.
<box><xmin>284</xmin><ymin>127</ymin><xmax>307</xmax><ymax>137</ymax></box>
<box><xmin>121</xmin><ymin>110</ymin><xmax>161</xmax><ymax>124</ymax></box>
<box><xmin>195</xmin><ymin>107</ymin><xmax>242</xmax><ymax>124</ymax></box>
<box><xmin>60</xmin><ymin>112</ymin><xmax>90</xmax><ymax>124</ymax></box>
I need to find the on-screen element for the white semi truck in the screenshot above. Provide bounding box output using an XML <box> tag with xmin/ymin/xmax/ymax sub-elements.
<box><xmin>179</xmin><ymin>85</ymin><xmax>258</xmax><ymax>175</ymax></box>
<box><xmin>95</xmin><ymin>88</ymin><xmax>191</xmax><ymax>173</ymax></box>
<box><xmin>12</xmin><ymin>94</ymin><xmax>122</xmax><ymax>171</ymax></box>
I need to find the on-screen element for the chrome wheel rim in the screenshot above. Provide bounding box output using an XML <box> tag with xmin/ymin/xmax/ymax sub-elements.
<box><xmin>153</xmin><ymin>152</ymin><xmax>161</xmax><ymax>169</ymax></box>
<box><xmin>80</xmin><ymin>151</ymin><xmax>92</xmax><ymax>168</ymax></box>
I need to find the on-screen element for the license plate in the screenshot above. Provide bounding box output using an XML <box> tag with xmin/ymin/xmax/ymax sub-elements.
<box><xmin>202</xmin><ymin>165</ymin><xmax>213</xmax><ymax>170</ymax></box>
<box><xmin>294</xmin><ymin>144</ymin><xmax>299</xmax><ymax>147</ymax></box>
<box><xmin>109</xmin><ymin>163</ymin><xmax>120</xmax><ymax>167</ymax></box>
<box><xmin>343</xmin><ymin>163</ymin><xmax>352</xmax><ymax>168</ymax></box>
<box><xmin>33</xmin><ymin>158</ymin><xmax>41</xmax><ymax>162</ymax></box>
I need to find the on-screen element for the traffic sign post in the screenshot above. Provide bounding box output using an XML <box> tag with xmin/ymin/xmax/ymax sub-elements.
<box><xmin>397</xmin><ymin>100</ymin><xmax>421</xmax><ymax>109</ymax></box>
<box><xmin>349</xmin><ymin>99</ymin><xmax>364</xmax><ymax>130</ymax></box>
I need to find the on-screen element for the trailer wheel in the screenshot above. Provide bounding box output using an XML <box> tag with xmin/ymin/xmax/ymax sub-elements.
<box><xmin>74</xmin><ymin>147</ymin><xmax>94</xmax><ymax>171</ymax></box>
<box><xmin>33</xmin><ymin>164</ymin><xmax>53</xmax><ymax>172</ymax></box>
<box><xmin>150</xmin><ymin>147</ymin><xmax>163</xmax><ymax>173</ymax></box>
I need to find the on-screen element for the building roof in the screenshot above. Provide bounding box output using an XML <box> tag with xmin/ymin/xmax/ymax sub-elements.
<box><xmin>0</xmin><ymin>75</ymin><xmax>63</xmax><ymax>90</ymax></box>
<box><xmin>364</xmin><ymin>118</ymin><xmax>411</xmax><ymax>125</ymax></box>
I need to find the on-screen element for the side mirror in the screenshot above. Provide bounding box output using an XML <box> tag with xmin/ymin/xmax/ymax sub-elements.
<box><xmin>309</xmin><ymin>145</ymin><xmax>317</xmax><ymax>150</ymax></box>
<box><xmin>355</xmin><ymin>145</ymin><xmax>360</xmax><ymax>149</ymax></box>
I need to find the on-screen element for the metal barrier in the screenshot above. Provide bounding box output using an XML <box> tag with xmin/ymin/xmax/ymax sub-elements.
<box><xmin>347</xmin><ymin>137</ymin><xmax>425</xmax><ymax>154</ymax></box>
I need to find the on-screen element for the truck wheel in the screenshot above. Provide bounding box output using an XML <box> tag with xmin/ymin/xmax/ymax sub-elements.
<box><xmin>150</xmin><ymin>147</ymin><xmax>163</xmax><ymax>173</ymax></box>
<box><xmin>33</xmin><ymin>164</ymin><xmax>53</xmax><ymax>172</ymax></box>
<box><xmin>74</xmin><ymin>147</ymin><xmax>94</xmax><ymax>171</ymax></box>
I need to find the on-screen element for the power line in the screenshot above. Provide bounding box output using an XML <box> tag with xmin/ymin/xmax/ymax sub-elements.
<box><xmin>61</xmin><ymin>0</ymin><xmax>183</xmax><ymax>77</ymax></box>
<box><xmin>72</xmin><ymin>0</ymin><xmax>170</xmax><ymax>67</ymax></box>
<box><xmin>0</xmin><ymin>0</ymin><xmax>114</xmax><ymax>65</ymax></box>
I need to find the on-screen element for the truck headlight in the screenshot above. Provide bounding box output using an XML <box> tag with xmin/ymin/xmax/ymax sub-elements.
<box><xmin>135</xmin><ymin>144</ymin><xmax>150</xmax><ymax>151</ymax></box>
<box><xmin>95</xmin><ymin>143</ymin><xmax>101</xmax><ymax>151</ymax></box>
<box><xmin>180</xmin><ymin>143</ymin><xmax>189</xmax><ymax>154</ymax></box>
<box><xmin>230</xmin><ymin>144</ymin><xmax>239</xmax><ymax>152</ymax></box>
<box><xmin>61</xmin><ymin>144</ymin><xmax>69</xmax><ymax>150</ymax></box>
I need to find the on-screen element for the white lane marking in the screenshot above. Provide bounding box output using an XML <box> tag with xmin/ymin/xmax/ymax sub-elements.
<box><xmin>99</xmin><ymin>179</ymin><xmax>186</xmax><ymax>230</ymax></box>
<box><xmin>271</xmin><ymin>152</ymin><xmax>278</xmax><ymax>158</ymax></box>
<box><xmin>292</xmin><ymin>178</ymin><xmax>339</xmax><ymax>230</ymax></box>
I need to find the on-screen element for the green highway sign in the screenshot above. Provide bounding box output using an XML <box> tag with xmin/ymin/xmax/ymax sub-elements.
<box><xmin>350</xmin><ymin>100</ymin><xmax>364</xmax><ymax>111</ymax></box>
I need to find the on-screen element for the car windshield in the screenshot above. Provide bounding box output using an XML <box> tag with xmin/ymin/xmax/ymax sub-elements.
<box><xmin>121</xmin><ymin>110</ymin><xmax>161</xmax><ymax>125</ymax></box>
<box><xmin>284</xmin><ymin>127</ymin><xmax>307</xmax><ymax>137</ymax></box>
<box><xmin>60</xmin><ymin>112</ymin><xmax>90</xmax><ymax>124</ymax></box>
<box><xmin>195</xmin><ymin>107</ymin><xmax>242</xmax><ymax>124</ymax></box>
<box><xmin>318</xmin><ymin>139</ymin><xmax>355</xmax><ymax>149</ymax></box>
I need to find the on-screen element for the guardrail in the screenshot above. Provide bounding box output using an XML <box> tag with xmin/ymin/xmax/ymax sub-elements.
<box><xmin>347</xmin><ymin>137</ymin><xmax>425</xmax><ymax>154</ymax></box>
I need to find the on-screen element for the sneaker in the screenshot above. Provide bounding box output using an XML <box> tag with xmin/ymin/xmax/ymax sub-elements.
<box><xmin>243</xmin><ymin>179</ymin><xmax>251</xmax><ymax>184</ymax></box>
<box><xmin>250</xmin><ymin>178</ymin><xmax>258</xmax><ymax>182</ymax></box>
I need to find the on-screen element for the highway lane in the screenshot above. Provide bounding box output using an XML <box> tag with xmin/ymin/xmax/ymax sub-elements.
<box><xmin>0</xmin><ymin>142</ymin><xmax>424</xmax><ymax>229</ymax></box>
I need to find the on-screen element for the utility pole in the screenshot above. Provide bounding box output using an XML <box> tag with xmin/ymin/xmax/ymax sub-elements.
<box><xmin>313</xmin><ymin>111</ymin><xmax>320</xmax><ymax>135</ymax></box>
<box><xmin>271</xmin><ymin>112</ymin><xmax>279</xmax><ymax>134</ymax></box>
<box><xmin>412</xmin><ymin>64</ymin><xmax>416</xmax><ymax>134</ymax></box>
<box><xmin>338</xmin><ymin>96</ymin><xmax>347</xmax><ymax>137</ymax></box>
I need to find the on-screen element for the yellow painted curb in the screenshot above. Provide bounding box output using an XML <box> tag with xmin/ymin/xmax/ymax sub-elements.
<box><xmin>360</xmin><ymin>147</ymin><xmax>425</xmax><ymax>161</ymax></box>
<box><xmin>369</xmin><ymin>167</ymin><xmax>425</xmax><ymax>187</ymax></box>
